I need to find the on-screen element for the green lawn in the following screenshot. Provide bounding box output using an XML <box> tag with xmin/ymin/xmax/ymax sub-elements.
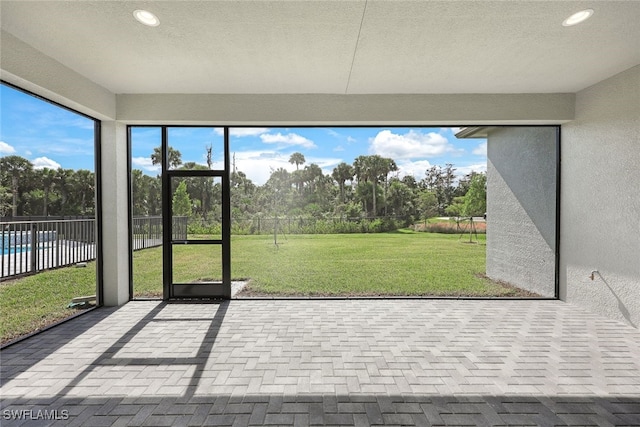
<box><xmin>2</xmin><ymin>230</ymin><xmax>532</xmax><ymax>344</ymax></box>
<box><xmin>0</xmin><ymin>263</ymin><xmax>97</xmax><ymax>344</ymax></box>
<box><xmin>133</xmin><ymin>230</ymin><xmax>523</xmax><ymax>297</ymax></box>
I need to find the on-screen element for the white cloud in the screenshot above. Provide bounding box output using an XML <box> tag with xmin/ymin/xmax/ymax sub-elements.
<box><xmin>395</xmin><ymin>160</ymin><xmax>433</xmax><ymax>180</ymax></box>
<box><xmin>333</xmin><ymin>145</ymin><xmax>345</xmax><ymax>152</ymax></box>
<box><xmin>216</xmin><ymin>128</ymin><xmax>270</xmax><ymax>137</ymax></box>
<box><xmin>472</xmin><ymin>141</ymin><xmax>487</xmax><ymax>156</ymax></box>
<box><xmin>312</xmin><ymin>156</ymin><xmax>343</xmax><ymax>172</ymax></box>
<box><xmin>25</xmin><ymin>150</ymin><xmax>33</xmax><ymax>156</ymax></box>
<box><xmin>370</xmin><ymin>130</ymin><xmax>460</xmax><ymax>159</ymax></box>
<box><xmin>0</xmin><ymin>141</ymin><xmax>16</xmax><ymax>154</ymax></box>
<box><xmin>132</xmin><ymin>156</ymin><xmax>160</xmax><ymax>173</ymax></box>
<box><xmin>326</xmin><ymin>129</ymin><xmax>341</xmax><ymax>138</ymax></box>
<box><xmin>260</xmin><ymin>132</ymin><xmax>317</xmax><ymax>149</ymax></box>
<box><xmin>32</xmin><ymin>156</ymin><xmax>61</xmax><ymax>170</ymax></box>
<box><xmin>393</xmin><ymin>160</ymin><xmax>486</xmax><ymax>183</ymax></box>
<box><xmin>456</xmin><ymin>163</ymin><xmax>487</xmax><ymax>178</ymax></box>
<box><xmin>231</xmin><ymin>150</ymin><xmax>291</xmax><ymax>185</ymax></box>
<box><xmin>230</xmin><ymin>150</ymin><xmax>341</xmax><ymax>185</ymax></box>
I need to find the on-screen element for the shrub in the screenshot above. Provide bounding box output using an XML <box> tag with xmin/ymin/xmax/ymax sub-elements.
<box><xmin>187</xmin><ymin>221</ymin><xmax>222</xmax><ymax>235</ymax></box>
<box><xmin>413</xmin><ymin>218</ymin><xmax>486</xmax><ymax>234</ymax></box>
<box><xmin>228</xmin><ymin>216</ymin><xmax>402</xmax><ymax>235</ymax></box>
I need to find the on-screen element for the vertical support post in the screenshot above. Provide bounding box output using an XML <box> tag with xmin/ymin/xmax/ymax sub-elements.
<box><xmin>1</xmin><ymin>227</ymin><xmax>5</xmax><ymax>279</ymax></box>
<box><xmin>162</xmin><ymin>126</ymin><xmax>171</xmax><ymax>300</ymax></box>
<box><xmin>30</xmin><ymin>224</ymin><xmax>37</xmax><ymax>273</ymax></box>
<box><xmin>222</xmin><ymin>127</ymin><xmax>232</xmax><ymax>298</ymax></box>
<box><xmin>100</xmin><ymin>121</ymin><xmax>129</xmax><ymax>306</ymax></box>
<box><xmin>554</xmin><ymin>125</ymin><xmax>561</xmax><ymax>299</ymax></box>
<box><xmin>148</xmin><ymin>216</ymin><xmax>152</xmax><ymax>247</ymax></box>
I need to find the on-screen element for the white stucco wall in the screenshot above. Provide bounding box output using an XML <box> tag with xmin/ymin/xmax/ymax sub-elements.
<box><xmin>100</xmin><ymin>122</ymin><xmax>130</xmax><ymax>306</ymax></box>
<box><xmin>486</xmin><ymin>127</ymin><xmax>558</xmax><ymax>297</ymax></box>
<box><xmin>561</xmin><ymin>65</ymin><xmax>640</xmax><ymax>328</ymax></box>
<box><xmin>116</xmin><ymin>93</ymin><xmax>574</xmax><ymax>125</ymax></box>
<box><xmin>0</xmin><ymin>30</ymin><xmax>115</xmax><ymax>120</ymax></box>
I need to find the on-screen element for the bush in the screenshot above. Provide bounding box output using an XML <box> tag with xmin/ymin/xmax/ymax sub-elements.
<box><xmin>187</xmin><ymin>221</ymin><xmax>222</xmax><ymax>235</ymax></box>
<box><xmin>229</xmin><ymin>216</ymin><xmax>402</xmax><ymax>235</ymax></box>
<box><xmin>413</xmin><ymin>218</ymin><xmax>486</xmax><ymax>234</ymax></box>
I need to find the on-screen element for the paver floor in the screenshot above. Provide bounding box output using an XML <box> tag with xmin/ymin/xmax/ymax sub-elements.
<box><xmin>1</xmin><ymin>300</ymin><xmax>640</xmax><ymax>426</ymax></box>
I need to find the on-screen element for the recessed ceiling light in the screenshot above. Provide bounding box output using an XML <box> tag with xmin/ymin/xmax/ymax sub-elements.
<box><xmin>562</xmin><ymin>9</ymin><xmax>594</xmax><ymax>27</ymax></box>
<box><xmin>133</xmin><ymin>9</ymin><xmax>160</xmax><ymax>27</ymax></box>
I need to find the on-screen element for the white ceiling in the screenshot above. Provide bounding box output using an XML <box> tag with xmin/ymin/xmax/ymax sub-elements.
<box><xmin>1</xmin><ymin>1</ymin><xmax>639</xmax><ymax>95</ymax></box>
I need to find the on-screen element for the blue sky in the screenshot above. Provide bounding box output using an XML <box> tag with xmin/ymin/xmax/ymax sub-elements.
<box><xmin>132</xmin><ymin>126</ymin><xmax>487</xmax><ymax>185</ymax></box>
<box><xmin>2</xmin><ymin>84</ymin><xmax>487</xmax><ymax>184</ymax></box>
<box><xmin>1</xmin><ymin>84</ymin><xmax>96</xmax><ymax>171</ymax></box>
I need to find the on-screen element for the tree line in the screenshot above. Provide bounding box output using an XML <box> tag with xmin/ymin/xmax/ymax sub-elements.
<box><xmin>1</xmin><ymin>149</ymin><xmax>486</xmax><ymax>224</ymax></box>
<box><xmin>0</xmin><ymin>155</ymin><xmax>95</xmax><ymax>218</ymax></box>
<box><xmin>134</xmin><ymin>149</ymin><xmax>487</xmax><ymax>226</ymax></box>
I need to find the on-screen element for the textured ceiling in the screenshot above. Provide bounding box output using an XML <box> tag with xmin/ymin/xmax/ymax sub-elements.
<box><xmin>1</xmin><ymin>1</ymin><xmax>639</xmax><ymax>95</ymax></box>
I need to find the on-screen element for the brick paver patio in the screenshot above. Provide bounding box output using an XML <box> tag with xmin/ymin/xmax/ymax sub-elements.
<box><xmin>1</xmin><ymin>300</ymin><xmax>640</xmax><ymax>426</ymax></box>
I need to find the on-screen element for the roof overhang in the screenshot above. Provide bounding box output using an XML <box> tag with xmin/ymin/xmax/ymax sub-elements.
<box><xmin>455</xmin><ymin>127</ymin><xmax>496</xmax><ymax>139</ymax></box>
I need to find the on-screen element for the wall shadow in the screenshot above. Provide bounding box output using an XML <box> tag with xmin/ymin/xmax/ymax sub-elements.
<box><xmin>595</xmin><ymin>270</ymin><xmax>637</xmax><ymax>328</ymax></box>
<box><xmin>1</xmin><ymin>301</ymin><xmax>229</xmax><ymax>398</ymax></box>
<box><xmin>1</xmin><ymin>306</ymin><xmax>122</xmax><ymax>378</ymax></box>
<box><xmin>488</xmin><ymin>127</ymin><xmax>558</xmax><ymax>251</ymax></box>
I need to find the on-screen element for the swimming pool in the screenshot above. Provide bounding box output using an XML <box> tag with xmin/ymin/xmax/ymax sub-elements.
<box><xmin>1</xmin><ymin>245</ymin><xmax>27</xmax><ymax>255</ymax></box>
<box><xmin>1</xmin><ymin>230</ymin><xmax>56</xmax><ymax>255</ymax></box>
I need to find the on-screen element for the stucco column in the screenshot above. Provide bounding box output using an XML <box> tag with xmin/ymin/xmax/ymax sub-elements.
<box><xmin>100</xmin><ymin>121</ymin><xmax>129</xmax><ymax>306</ymax></box>
<box><xmin>486</xmin><ymin>127</ymin><xmax>557</xmax><ymax>297</ymax></box>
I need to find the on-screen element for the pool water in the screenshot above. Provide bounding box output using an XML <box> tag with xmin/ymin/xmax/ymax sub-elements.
<box><xmin>1</xmin><ymin>245</ymin><xmax>27</xmax><ymax>255</ymax></box>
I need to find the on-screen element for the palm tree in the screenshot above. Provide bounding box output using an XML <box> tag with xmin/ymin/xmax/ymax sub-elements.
<box><xmin>131</xmin><ymin>169</ymin><xmax>147</xmax><ymax>216</ymax></box>
<box><xmin>0</xmin><ymin>155</ymin><xmax>33</xmax><ymax>217</ymax></box>
<box><xmin>303</xmin><ymin>163</ymin><xmax>323</xmax><ymax>193</ymax></box>
<box><xmin>382</xmin><ymin>158</ymin><xmax>398</xmax><ymax>216</ymax></box>
<box><xmin>355</xmin><ymin>180</ymin><xmax>373</xmax><ymax>214</ymax></box>
<box><xmin>151</xmin><ymin>146</ymin><xmax>182</xmax><ymax>169</ymax></box>
<box><xmin>0</xmin><ymin>185</ymin><xmax>12</xmax><ymax>217</ymax></box>
<box><xmin>41</xmin><ymin>167</ymin><xmax>56</xmax><ymax>216</ymax></box>
<box><xmin>290</xmin><ymin>169</ymin><xmax>305</xmax><ymax>195</ymax></box>
<box><xmin>367</xmin><ymin>155</ymin><xmax>387</xmax><ymax>217</ymax></box>
<box><xmin>332</xmin><ymin>162</ymin><xmax>354</xmax><ymax>204</ymax></box>
<box><xmin>267</xmin><ymin>167</ymin><xmax>291</xmax><ymax>193</ymax></box>
<box><xmin>71</xmin><ymin>169</ymin><xmax>95</xmax><ymax>215</ymax></box>
<box><xmin>147</xmin><ymin>176</ymin><xmax>162</xmax><ymax>216</ymax></box>
<box><xmin>352</xmin><ymin>155</ymin><xmax>370</xmax><ymax>185</ymax></box>
<box><xmin>353</xmin><ymin>155</ymin><xmax>389</xmax><ymax>216</ymax></box>
<box><xmin>353</xmin><ymin>155</ymin><xmax>372</xmax><ymax>213</ymax></box>
<box><xmin>54</xmin><ymin>168</ymin><xmax>74</xmax><ymax>214</ymax></box>
<box><xmin>180</xmin><ymin>162</ymin><xmax>211</xmax><ymax>220</ymax></box>
<box><xmin>288</xmin><ymin>152</ymin><xmax>305</xmax><ymax>170</ymax></box>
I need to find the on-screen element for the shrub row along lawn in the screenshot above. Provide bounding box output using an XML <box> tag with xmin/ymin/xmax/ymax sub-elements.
<box><xmin>1</xmin><ymin>230</ymin><xmax>530</xmax><ymax>344</ymax></box>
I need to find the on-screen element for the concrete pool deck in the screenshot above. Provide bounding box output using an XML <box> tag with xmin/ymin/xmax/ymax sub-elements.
<box><xmin>1</xmin><ymin>299</ymin><xmax>639</xmax><ymax>426</ymax></box>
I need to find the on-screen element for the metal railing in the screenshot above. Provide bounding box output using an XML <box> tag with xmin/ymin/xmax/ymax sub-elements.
<box><xmin>1</xmin><ymin>219</ymin><xmax>96</xmax><ymax>280</ymax></box>
<box><xmin>131</xmin><ymin>216</ymin><xmax>163</xmax><ymax>251</ymax></box>
<box><xmin>131</xmin><ymin>216</ymin><xmax>188</xmax><ymax>250</ymax></box>
<box><xmin>1</xmin><ymin>216</ymin><xmax>188</xmax><ymax>280</ymax></box>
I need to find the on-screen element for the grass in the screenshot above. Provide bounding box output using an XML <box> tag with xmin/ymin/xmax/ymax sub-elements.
<box><xmin>233</xmin><ymin>231</ymin><xmax>511</xmax><ymax>297</ymax></box>
<box><xmin>2</xmin><ymin>230</ymin><xmax>535</xmax><ymax>344</ymax></box>
<box><xmin>0</xmin><ymin>262</ymin><xmax>97</xmax><ymax>345</ymax></box>
<box><xmin>133</xmin><ymin>230</ymin><xmax>527</xmax><ymax>298</ymax></box>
